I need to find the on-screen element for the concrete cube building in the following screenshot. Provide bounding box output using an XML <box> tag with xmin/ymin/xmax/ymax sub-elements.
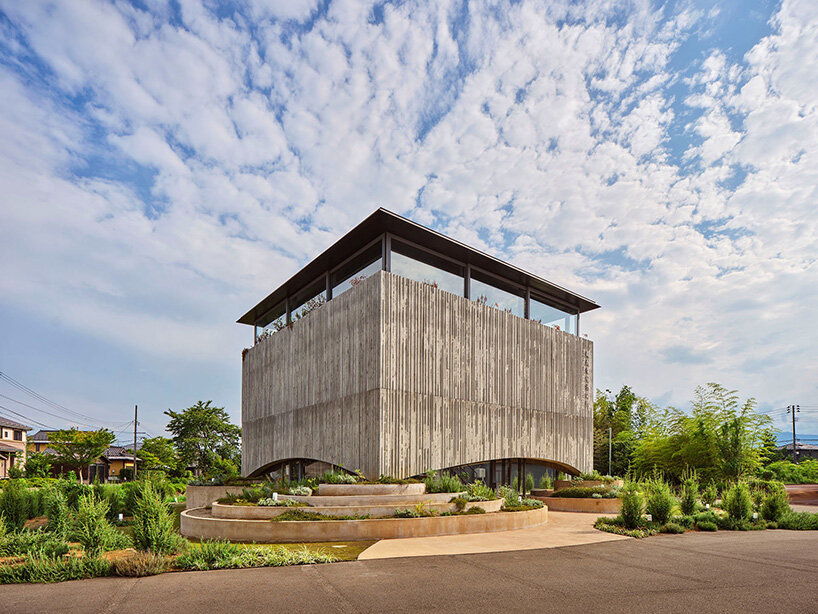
<box><xmin>239</xmin><ymin>209</ymin><xmax>599</xmax><ymax>482</ymax></box>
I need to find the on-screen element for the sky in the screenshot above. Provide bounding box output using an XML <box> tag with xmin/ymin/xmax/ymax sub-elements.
<box><xmin>0</xmin><ymin>0</ymin><xmax>816</xmax><ymax>444</ymax></box>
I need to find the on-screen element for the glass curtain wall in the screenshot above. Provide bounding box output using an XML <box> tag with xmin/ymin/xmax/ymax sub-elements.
<box><xmin>529</xmin><ymin>295</ymin><xmax>577</xmax><ymax>334</ymax></box>
<box><xmin>253</xmin><ymin>231</ymin><xmax>581</xmax><ymax>342</ymax></box>
<box><xmin>390</xmin><ymin>240</ymin><xmax>464</xmax><ymax>296</ymax></box>
<box><xmin>331</xmin><ymin>241</ymin><xmax>382</xmax><ymax>297</ymax></box>
<box><xmin>290</xmin><ymin>279</ymin><xmax>326</xmax><ymax>322</ymax></box>
<box><xmin>256</xmin><ymin>301</ymin><xmax>286</xmax><ymax>337</ymax></box>
<box><xmin>469</xmin><ymin>270</ymin><xmax>525</xmax><ymax>317</ymax></box>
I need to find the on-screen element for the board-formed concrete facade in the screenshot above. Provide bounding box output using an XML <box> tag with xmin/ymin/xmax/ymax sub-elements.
<box><xmin>242</xmin><ymin>271</ymin><xmax>594</xmax><ymax>479</ymax></box>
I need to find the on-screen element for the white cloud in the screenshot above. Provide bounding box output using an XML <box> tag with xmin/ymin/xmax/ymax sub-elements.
<box><xmin>0</xmin><ymin>0</ymin><xmax>816</xmax><ymax>429</ymax></box>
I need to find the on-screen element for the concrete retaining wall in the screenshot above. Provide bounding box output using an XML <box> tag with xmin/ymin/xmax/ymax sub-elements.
<box><xmin>186</xmin><ymin>485</ymin><xmax>248</xmax><ymax>509</ymax></box>
<box><xmin>182</xmin><ymin>505</ymin><xmax>547</xmax><ymax>542</ymax></box>
<box><xmin>533</xmin><ymin>496</ymin><xmax>620</xmax><ymax>514</ymax></box>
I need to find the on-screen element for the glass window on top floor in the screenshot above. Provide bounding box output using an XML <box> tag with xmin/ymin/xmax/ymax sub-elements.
<box><xmin>390</xmin><ymin>239</ymin><xmax>465</xmax><ymax>296</ymax></box>
<box><xmin>469</xmin><ymin>270</ymin><xmax>525</xmax><ymax>317</ymax></box>
<box><xmin>290</xmin><ymin>278</ymin><xmax>327</xmax><ymax>322</ymax></box>
<box><xmin>255</xmin><ymin>301</ymin><xmax>286</xmax><ymax>341</ymax></box>
<box><xmin>529</xmin><ymin>294</ymin><xmax>577</xmax><ymax>334</ymax></box>
<box><xmin>331</xmin><ymin>240</ymin><xmax>382</xmax><ymax>297</ymax></box>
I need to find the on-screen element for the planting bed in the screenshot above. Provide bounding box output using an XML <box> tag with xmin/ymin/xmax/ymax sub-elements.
<box><xmin>181</xmin><ymin>483</ymin><xmax>546</xmax><ymax>542</ymax></box>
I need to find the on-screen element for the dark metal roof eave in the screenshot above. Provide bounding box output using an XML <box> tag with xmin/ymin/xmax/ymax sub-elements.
<box><xmin>237</xmin><ymin>208</ymin><xmax>601</xmax><ymax>325</ymax></box>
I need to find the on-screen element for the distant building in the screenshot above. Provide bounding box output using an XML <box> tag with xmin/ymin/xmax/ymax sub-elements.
<box><xmin>239</xmin><ymin>209</ymin><xmax>599</xmax><ymax>483</ymax></box>
<box><xmin>778</xmin><ymin>442</ymin><xmax>818</xmax><ymax>462</ymax></box>
<box><xmin>28</xmin><ymin>430</ymin><xmax>140</xmax><ymax>482</ymax></box>
<box><xmin>0</xmin><ymin>417</ymin><xmax>31</xmax><ymax>478</ymax></box>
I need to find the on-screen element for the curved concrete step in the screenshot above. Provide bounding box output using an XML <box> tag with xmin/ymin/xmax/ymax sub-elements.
<box><xmin>317</xmin><ymin>483</ymin><xmax>426</xmax><ymax>496</ymax></box>
<box><xmin>182</xmin><ymin>505</ymin><xmax>548</xmax><ymax>543</ymax></box>
<box><xmin>212</xmin><ymin>498</ymin><xmax>503</xmax><ymax>519</ymax></box>
<box><xmin>283</xmin><ymin>492</ymin><xmax>464</xmax><ymax>507</ymax></box>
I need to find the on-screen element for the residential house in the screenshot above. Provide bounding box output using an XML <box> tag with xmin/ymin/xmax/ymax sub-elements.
<box><xmin>28</xmin><ymin>429</ymin><xmax>140</xmax><ymax>482</ymax></box>
<box><xmin>0</xmin><ymin>417</ymin><xmax>31</xmax><ymax>478</ymax></box>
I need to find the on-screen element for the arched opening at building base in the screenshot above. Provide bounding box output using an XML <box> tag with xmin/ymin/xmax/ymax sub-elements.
<box><xmin>411</xmin><ymin>457</ymin><xmax>581</xmax><ymax>491</ymax></box>
<box><xmin>246</xmin><ymin>457</ymin><xmax>357</xmax><ymax>481</ymax></box>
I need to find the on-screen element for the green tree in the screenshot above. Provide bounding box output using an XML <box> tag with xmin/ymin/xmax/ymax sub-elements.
<box><xmin>49</xmin><ymin>428</ymin><xmax>115</xmax><ymax>483</ymax></box>
<box><xmin>24</xmin><ymin>452</ymin><xmax>52</xmax><ymax>478</ymax></box>
<box><xmin>127</xmin><ymin>436</ymin><xmax>180</xmax><ymax>476</ymax></box>
<box><xmin>631</xmin><ymin>383</ymin><xmax>773</xmax><ymax>483</ymax></box>
<box><xmin>164</xmin><ymin>401</ymin><xmax>241</xmax><ymax>477</ymax></box>
<box><xmin>593</xmin><ymin>386</ymin><xmax>657</xmax><ymax>476</ymax></box>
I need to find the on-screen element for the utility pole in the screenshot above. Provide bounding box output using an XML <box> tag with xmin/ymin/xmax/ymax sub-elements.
<box><xmin>788</xmin><ymin>404</ymin><xmax>800</xmax><ymax>463</ymax></box>
<box><xmin>608</xmin><ymin>427</ymin><xmax>612</xmax><ymax>476</ymax></box>
<box><xmin>133</xmin><ymin>404</ymin><xmax>138</xmax><ymax>479</ymax></box>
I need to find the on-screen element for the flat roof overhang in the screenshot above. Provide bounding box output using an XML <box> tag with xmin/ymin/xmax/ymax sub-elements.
<box><xmin>238</xmin><ymin>208</ymin><xmax>600</xmax><ymax>325</ymax></box>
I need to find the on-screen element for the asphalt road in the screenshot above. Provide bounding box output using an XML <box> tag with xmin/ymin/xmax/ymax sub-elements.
<box><xmin>3</xmin><ymin>530</ymin><xmax>817</xmax><ymax>613</ymax></box>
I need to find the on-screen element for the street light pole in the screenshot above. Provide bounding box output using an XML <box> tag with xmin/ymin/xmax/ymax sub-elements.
<box><xmin>608</xmin><ymin>427</ymin><xmax>612</xmax><ymax>476</ymax></box>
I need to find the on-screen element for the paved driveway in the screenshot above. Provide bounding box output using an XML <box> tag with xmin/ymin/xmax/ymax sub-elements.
<box><xmin>3</xmin><ymin>530</ymin><xmax>817</xmax><ymax>613</ymax></box>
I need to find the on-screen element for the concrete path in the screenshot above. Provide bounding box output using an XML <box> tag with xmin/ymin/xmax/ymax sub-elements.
<box><xmin>358</xmin><ymin>510</ymin><xmax>626</xmax><ymax>559</ymax></box>
<box><xmin>3</xmin><ymin>529</ymin><xmax>818</xmax><ymax>614</ymax></box>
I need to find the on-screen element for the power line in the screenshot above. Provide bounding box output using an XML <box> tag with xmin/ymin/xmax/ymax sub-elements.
<box><xmin>0</xmin><ymin>393</ymin><xmax>104</xmax><ymax>429</ymax></box>
<box><xmin>0</xmin><ymin>371</ymin><xmax>126</xmax><ymax>426</ymax></box>
<box><xmin>0</xmin><ymin>403</ymin><xmax>55</xmax><ymax>430</ymax></box>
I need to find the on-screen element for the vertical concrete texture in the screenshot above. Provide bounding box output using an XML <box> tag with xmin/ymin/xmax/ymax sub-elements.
<box><xmin>242</xmin><ymin>271</ymin><xmax>593</xmax><ymax>479</ymax></box>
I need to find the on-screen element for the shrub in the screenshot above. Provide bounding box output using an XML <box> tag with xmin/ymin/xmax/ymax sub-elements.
<box><xmin>525</xmin><ymin>473</ymin><xmax>535</xmax><ymax>493</ymax></box>
<box><xmin>0</xmin><ymin>480</ymin><xmax>29</xmax><ymax>531</ymax></box>
<box><xmin>697</xmin><ymin>521</ymin><xmax>718</xmax><ymax>531</ymax></box>
<box><xmin>619</xmin><ymin>484</ymin><xmax>643</xmax><ymax>529</ymax></box>
<box><xmin>676</xmin><ymin>515</ymin><xmax>695</xmax><ymax>528</ymax></box>
<box><xmin>288</xmin><ymin>485</ymin><xmax>312</xmax><ymax>496</ymax></box>
<box><xmin>659</xmin><ymin>522</ymin><xmax>685</xmax><ymax>534</ymax></box>
<box><xmin>451</xmin><ymin>496</ymin><xmax>468</xmax><ymax>512</ymax></box>
<box><xmin>112</xmin><ymin>552</ymin><xmax>169</xmax><ymax>577</ymax></box>
<box><xmin>497</xmin><ymin>486</ymin><xmax>520</xmax><ymax>508</ymax></box>
<box><xmin>777</xmin><ymin>511</ymin><xmax>818</xmax><ymax>530</ymax></box>
<box><xmin>694</xmin><ymin>510</ymin><xmax>718</xmax><ymax>523</ymax></box>
<box><xmin>42</xmin><ymin>485</ymin><xmax>71</xmax><ymax>538</ymax></box>
<box><xmin>553</xmin><ymin>486</ymin><xmax>617</xmax><ymax>499</ymax></box>
<box><xmin>320</xmin><ymin>471</ymin><xmax>359</xmax><ymax>484</ymax></box>
<box><xmin>594</xmin><ymin>516</ymin><xmax>657</xmax><ymax>538</ymax></box>
<box><xmin>520</xmin><ymin>498</ymin><xmax>544</xmax><ymax>509</ymax></box>
<box><xmin>0</xmin><ymin>554</ymin><xmax>112</xmax><ymax>584</ymax></box>
<box><xmin>271</xmin><ymin>510</ymin><xmax>369</xmax><ymax>521</ymax></box>
<box><xmin>0</xmin><ymin>530</ymin><xmax>70</xmax><ymax>558</ymax></box>
<box><xmin>424</xmin><ymin>472</ymin><xmax>464</xmax><ymax>493</ymax></box>
<box><xmin>679</xmin><ymin>478</ymin><xmax>698</xmax><ymax>516</ymax></box>
<box><xmin>93</xmin><ymin>483</ymin><xmax>125</xmax><ymax>522</ymax></box>
<box><xmin>71</xmin><ymin>494</ymin><xmax>130</xmax><ymax>553</ymax></box>
<box><xmin>764</xmin><ymin>459</ymin><xmax>818</xmax><ymax>484</ymax></box>
<box><xmin>464</xmin><ymin>506</ymin><xmax>486</xmax><ymax>514</ymax></box>
<box><xmin>723</xmin><ymin>482</ymin><xmax>752</xmax><ymax>522</ymax></box>
<box><xmin>701</xmin><ymin>484</ymin><xmax>718</xmax><ymax>508</ymax></box>
<box><xmin>175</xmin><ymin>540</ymin><xmax>335</xmax><ymax>571</ymax></box>
<box><xmin>131</xmin><ymin>481</ymin><xmax>185</xmax><ymax>554</ymax></box>
<box><xmin>760</xmin><ymin>483</ymin><xmax>790</xmax><ymax>522</ymax></box>
<box><xmin>466</xmin><ymin>480</ymin><xmax>495</xmax><ymax>501</ymax></box>
<box><xmin>257</xmin><ymin>497</ymin><xmax>304</xmax><ymax>507</ymax></box>
<box><xmin>376</xmin><ymin>475</ymin><xmax>419</xmax><ymax>485</ymax></box>
<box><xmin>645</xmin><ymin>480</ymin><xmax>675</xmax><ymax>525</ymax></box>
<box><xmin>394</xmin><ymin>503</ymin><xmax>434</xmax><ymax>518</ymax></box>
<box><xmin>59</xmin><ymin>480</ymin><xmax>93</xmax><ymax>510</ymax></box>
